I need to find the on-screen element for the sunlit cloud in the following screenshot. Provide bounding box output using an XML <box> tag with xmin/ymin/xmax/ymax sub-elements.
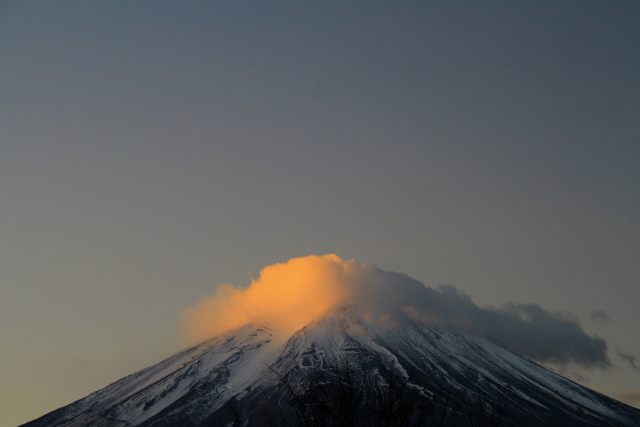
<box><xmin>182</xmin><ymin>254</ymin><xmax>354</xmax><ymax>340</ymax></box>
<box><xmin>183</xmin><ymin>254</ymin><xmax>611</xmax><ymax>369</ymax></box>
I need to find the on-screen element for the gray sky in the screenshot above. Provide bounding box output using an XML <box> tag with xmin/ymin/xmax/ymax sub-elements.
<box><xmin>1</xmin><ymin>1</ymin><xmax>639</xmax><ymax>425</ymax></box>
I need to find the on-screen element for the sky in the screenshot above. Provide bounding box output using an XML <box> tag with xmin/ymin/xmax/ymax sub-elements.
<box><xmin>1</xmin><ymin>1</ymin><xmax>639</xmax><ymax>425</ymax></box>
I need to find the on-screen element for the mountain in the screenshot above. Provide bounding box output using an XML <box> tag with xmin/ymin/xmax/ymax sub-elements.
<box><xmin>22</xmin><ymin>306</ymin><xmax>640</xmax><ymax>426</ymax></box>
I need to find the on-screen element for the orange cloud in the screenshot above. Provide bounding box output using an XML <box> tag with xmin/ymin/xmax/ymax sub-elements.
<box><xmin>182</xmin><ymin>254</ymin><xmax>357</xmax><ymax>341</ymax></box>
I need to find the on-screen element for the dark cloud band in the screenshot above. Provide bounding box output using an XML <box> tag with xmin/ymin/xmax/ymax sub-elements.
<box><xmin>383</xmin><ymin>276</ymin><xmax>611</xmax><ymax>370</ymax></box>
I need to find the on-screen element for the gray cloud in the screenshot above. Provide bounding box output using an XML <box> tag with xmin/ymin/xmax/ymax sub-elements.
<box><xmin>391</xmin><ymin>279</ymin><xmax>612</xmax><ymax>370</ymax></box>
<box><xmin>590</xmin><ymin>310</ymin><xmax>611</xmax><ymax>323</ymax></box>
<box><xmin>617</xmin><ymin>348</ymin><xmax>640</xmax><ymax>371</ymax></box>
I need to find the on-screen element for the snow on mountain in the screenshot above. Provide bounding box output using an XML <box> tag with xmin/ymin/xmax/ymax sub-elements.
<box><xmin>22</xmin><ymin>305</ymin><xmax>640</xmax><ymax>426</ymax></box>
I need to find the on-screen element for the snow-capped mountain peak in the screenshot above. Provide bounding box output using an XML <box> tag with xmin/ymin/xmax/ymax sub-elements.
<box><xmin>23</xmin><ymin>306</ymin><xmax>640</xmax><ymax>426</ymax></box>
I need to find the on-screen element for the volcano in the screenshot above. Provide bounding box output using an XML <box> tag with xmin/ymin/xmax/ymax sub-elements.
<box><xmin>21</xmin><ymin>256</ymin><xmax>640</xmax><ymax>426</ymax></box>
<box><xmin>22</xmin><ymin>305</ymin><xmax>640</xmax><ymax>426</ymax></box>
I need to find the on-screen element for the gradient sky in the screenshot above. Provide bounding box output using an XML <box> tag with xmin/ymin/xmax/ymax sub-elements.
<box><xmin>1</xmin><ymin>1</ymin><xmax>639</xmax><ymax>425</ymax></box>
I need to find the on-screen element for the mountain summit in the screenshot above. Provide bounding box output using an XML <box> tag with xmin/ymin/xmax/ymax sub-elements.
<box><xmin>21</xmin><ymin>256</ymin><xmax>640</xmax><ymax>426</ymax></box>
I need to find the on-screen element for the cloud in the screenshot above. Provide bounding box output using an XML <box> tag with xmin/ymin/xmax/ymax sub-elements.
<box><xmin>183</xmin><ymin>254</ymin><xmax>611</xmax><ymax>370</ymax></box>
<box><xmin>401</xmin><ymin>284</ymin><xmax>611</xmax><ymax>369</ymax></box>
<box><xmin>617</xmin><ymin>349</ymin><xmax>640</xmax><ymax>371</ymax></box>
<box><xmin>182</xmin><ymin>254</ymin><xmax>354</xmax><ymax>340</ymax></box>
<box><xmin>590</xmin><ymin>310</ymin><xmax>611</xmax><ymax>323</ymax></box>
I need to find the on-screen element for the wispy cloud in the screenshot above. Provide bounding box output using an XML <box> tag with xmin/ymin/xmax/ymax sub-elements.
<box><xmin>590</xmin><ymin>310</ymin><xmax>611</xmax><ymax>323</ymax></box>
<box><xmin>617</xmin><ymin>348</ymin><xmax>640</xmax><ymax>371</ymax></box>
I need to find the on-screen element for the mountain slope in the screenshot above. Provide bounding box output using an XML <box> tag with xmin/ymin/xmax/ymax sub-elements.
<box><xmin>22</xmin><ymin>306</ymin><xmax>640</xmax><ymax>426</ymax></box>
